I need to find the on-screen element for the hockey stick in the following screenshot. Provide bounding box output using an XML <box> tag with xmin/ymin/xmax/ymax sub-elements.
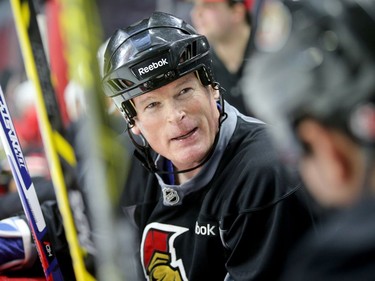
<box><xmin>58</xmin><ymin>0</ymin><xmax>130</xmax><ymax>279</ymax></box>
<box><xmin>10</xmin><ymin>0</ymin><xmax>96</xmax><ymax>280</ymax></box>
<box><xmin>0</xmin><ymin>86</ymin><xmax>63</xmax><ymax>281</ymax></box>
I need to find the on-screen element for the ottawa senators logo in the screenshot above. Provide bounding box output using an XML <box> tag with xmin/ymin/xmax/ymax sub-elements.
<box><xmin>141</xmin><ymin>222</ymin><xmax>189</xmax><ymax>281</ymax></box>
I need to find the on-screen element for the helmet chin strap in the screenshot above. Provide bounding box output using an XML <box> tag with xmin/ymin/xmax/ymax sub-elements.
<box><xmin>127</xmin><ymin>85</ymin><xmax>228</xmax><ymax>175</ymax></box>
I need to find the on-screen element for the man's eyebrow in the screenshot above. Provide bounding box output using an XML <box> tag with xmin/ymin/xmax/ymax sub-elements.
<box><xmin>136</xmin><ymin>95</ymin><xmax>156</xmax><ymax>108</ymax></box>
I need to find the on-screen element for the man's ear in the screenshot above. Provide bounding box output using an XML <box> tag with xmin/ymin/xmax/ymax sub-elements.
<box><xmin>298</xmin><ymin>119</ymin><xmax>352</xmax><ymax>185</ymax></box>
<box><xmin>130</xmin><ymin>123</ymin><xmax>142</xmax><ymax>136</ymax></box>
<box><xmin>211</xmin><ymin>86</ymin><xmax>220</xmax><ymax>100</ymax></box>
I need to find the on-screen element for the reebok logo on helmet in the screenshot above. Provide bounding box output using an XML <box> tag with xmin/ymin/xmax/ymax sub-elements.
<box><xmin>138</xmin><ymin>58</ymin><xmax>168</xmax><ymax>75</ymax></box>
<box><xmin>132</xmin><ymin>54</ymin><xmax>170</xmax><ymax>80</ymax></box>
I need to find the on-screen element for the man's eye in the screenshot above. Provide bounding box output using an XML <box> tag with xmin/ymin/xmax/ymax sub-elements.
<box><xmin>145</xmin><ymin>102</ymin><xmax>158</xmax><ymax>110</ymax></box>
<box><xmin>179</xmin><ymin>88</ymin><xmax>193</xmax><ymax>96</ymax></box>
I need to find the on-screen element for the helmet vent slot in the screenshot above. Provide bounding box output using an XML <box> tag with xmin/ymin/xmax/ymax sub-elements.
<box><xmin>108</xmin><ymin>79</ymin><xmax>134</xmax><ymax>92</ymax></box>
<box><xmin>179</xmin><ymin>41</ymin><xmax>198</xmax><ymax>64</ymax></box>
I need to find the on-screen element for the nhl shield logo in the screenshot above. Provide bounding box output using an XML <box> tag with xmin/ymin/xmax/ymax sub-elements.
<box><xmin>162</xmin><ymin>187</ymin><xmax>180</xmax><ymax>206</ymax></box>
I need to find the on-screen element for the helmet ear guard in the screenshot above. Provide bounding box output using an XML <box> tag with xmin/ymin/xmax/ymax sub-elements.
<box><xmin>195</xmin><ymin>67</ymin><xmax>213</xmax><ymax>87</ymax></box>
<box><xmin>121</xmin><ymin>100</ymin><xmax>137</xmax><ymax>127</ymax></box>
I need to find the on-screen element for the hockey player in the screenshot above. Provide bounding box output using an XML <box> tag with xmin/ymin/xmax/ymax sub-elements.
<box><xmin>244</xmin><ymin>0</ymin><xmax>375</xmax><ymax>279</ymax></box>
<box><xmin>0</xmin><ymin>11</ymin><xmax>317</xmax><ymax>280</ymax></box>
<box><xmin>101</xmin><ymin>11</ymin><xmax>317</xmax><ymax>280</ymax></box>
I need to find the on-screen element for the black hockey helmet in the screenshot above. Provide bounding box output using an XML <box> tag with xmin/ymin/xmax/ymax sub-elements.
<box><xmin>244</xmin><ymin>0</ymin><xmax>375</xmax><ymax>164</ymax></box>
<box><xmin>102</xmin><ymin>11</ymin><xmax>215</xmax><ymax>124</ymax></box>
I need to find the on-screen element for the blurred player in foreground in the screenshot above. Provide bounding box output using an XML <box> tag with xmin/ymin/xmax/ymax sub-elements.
<box><xmin>244</xmin><ymin>0</ymin><xmax>375</xmax><ymax>279</ymax></box>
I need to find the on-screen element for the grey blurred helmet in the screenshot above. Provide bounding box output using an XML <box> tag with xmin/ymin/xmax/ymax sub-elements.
<box><xmin>244</xmin><ymin>0</ymin><xmax>375</xmax><ymax>164</ymax></box>
<box><xmin>102</xmin><ymin>11</ymin><xmax>214</xmax><ymax>125</ymax></box>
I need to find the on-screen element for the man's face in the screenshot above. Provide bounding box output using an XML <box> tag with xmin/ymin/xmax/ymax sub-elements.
<box><xmin>131</xmin><ymin>73</ymin><xmax>220</xmax><ymax>171</ymax></box>
<box><xmin>190</xmin><ymin>0</ymin><xmax>236</xmax><ymax>43</ymax></box>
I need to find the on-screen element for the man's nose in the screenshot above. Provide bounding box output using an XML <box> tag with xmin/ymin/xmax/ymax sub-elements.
<box><xmin>166</xmin><ymin>102</ymin><xmax>186</xmax><ymax>123</ymax></box>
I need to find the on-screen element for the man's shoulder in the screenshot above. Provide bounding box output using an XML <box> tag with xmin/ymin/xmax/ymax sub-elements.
<box><xmin>229</xmin><ymin>117</ymin><xmax>275</xmax><ymax>163</ymax></box>
<box><xmin>210</xmin><ymin>120</ymin><xmax>302</xmax><ymax>211</ymax></box>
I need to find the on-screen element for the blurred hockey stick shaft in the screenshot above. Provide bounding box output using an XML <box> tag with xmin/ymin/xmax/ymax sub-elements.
<box><xmin>58</xmin><ymin>0</ymin><xmax>130</xmax><ymax>279</ymax></box>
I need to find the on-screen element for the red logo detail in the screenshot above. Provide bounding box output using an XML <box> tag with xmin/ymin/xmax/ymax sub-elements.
<box><xmin>141</xmin><ymin>223</ymin><xmax>189</xmax><ymax>280</ymax></box>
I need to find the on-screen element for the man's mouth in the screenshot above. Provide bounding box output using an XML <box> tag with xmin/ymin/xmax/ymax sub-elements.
<box><xmin>172</xmin><ymin>128</ymin><xmax>198</xmax><ymax>141</ymax></box>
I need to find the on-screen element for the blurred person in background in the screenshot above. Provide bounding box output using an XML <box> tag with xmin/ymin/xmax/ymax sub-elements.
<box><xmin>190</xmin><ymin>0</ymin><xmax>262</xmax><ymax>116</ymax></box>
<box><xmin>244</xmin><ymin>0</ymin><xmax>375</xmax><ymax>280</ymax></box>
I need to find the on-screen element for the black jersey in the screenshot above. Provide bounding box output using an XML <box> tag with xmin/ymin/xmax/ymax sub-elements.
<box><xmin>123</xmin><ymin>103</ymin><xmax>317</xmax><ymax>281</ymax></box>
